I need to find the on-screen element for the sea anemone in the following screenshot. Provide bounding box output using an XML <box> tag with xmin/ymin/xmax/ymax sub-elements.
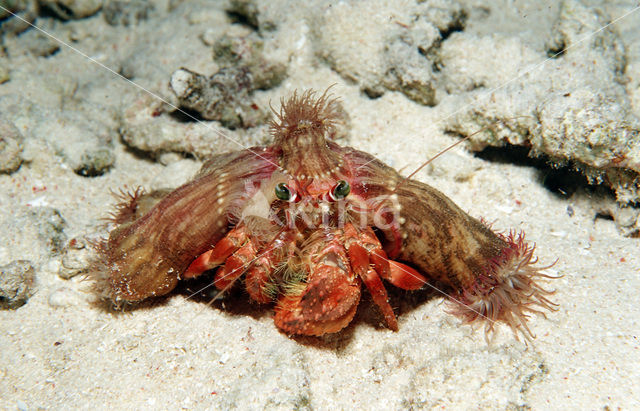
<box><xmin>446</xmin><ymin>231</ymin><xmax>559</xmax><ymax>342</ymax></box>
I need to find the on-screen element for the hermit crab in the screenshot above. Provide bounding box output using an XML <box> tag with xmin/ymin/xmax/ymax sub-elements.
<box><xmin>97</xmin><ymin>89</ymin><xmax>557</xmax><ymax>340</ymax></box>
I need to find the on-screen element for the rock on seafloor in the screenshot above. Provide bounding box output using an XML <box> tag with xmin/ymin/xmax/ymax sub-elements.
<box><xmin>312</xmin><ymin>0</ymin><xmax>640</xmax><ymax>225</ymax></box>
<box><xmin>39</xmin><ymin>0</ymin><xmax>103</xmax><ymax>20</ymax></box>
<box><xmin>0</xmin><ymin>260</ymin><xmax>35</xmax><ymax>309</ymax></box>
<box><xmin>314</xmin><ymin>0</ymin><xmax>466</xmax><ymax>106</ymax></box>
<box><xmin>0</xmin><ymin>114</ymin><xmax>24</xmax><ymax>173</ymax></box>
<box><xmin>103</xmin><ymin>0</ymin><xmax>154</xmax><ymax>26</ymax></box>
<box><xmin>439</xmin><ymin>0</ymin><xmax>640</xmax><ymax>207</ymax></box>
<box><xmin>0</xmin><ymin>91</ymin><xmax>116</xmax><ymax>177</ymax></box>
<box><xmin>169</xmin><ymin>31</ymin><xmax>286</xmax><ymax>129</ymax></box>
<box><xmin>58</xmin><ymin>237</ymin><xmax>96</xmax><ymax>279</ymax></box>
<box><xmin>1</xmin><ymin>206</ymin><xmax>67</xmax><ymax>273</ymax></box>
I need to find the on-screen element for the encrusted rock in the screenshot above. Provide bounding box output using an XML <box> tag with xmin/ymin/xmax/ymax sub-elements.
<box><xmin>28</xmin><ymin>207</ymin><xmax>67</xmax><ymax>254</ymax></box>
<box><xmin>0</xmin><ymin>116</ymin><xmax>24</xmax><ymax>174</ymax></box>
<box><xmin>170</xmin><ymin>32</ymin><xmax>286</xmax><ymax>129</ymax></box>
<box><xmin>315</xmin><ymin>0</ymin><xmax>465</xmax><ymax>105</ymax></box>
<box><xmin>39</xmin><ymin>0</ymin><xmax>103</xmax><ymax>19</ymax></box>
<box><xmin>213</xmin><ymin>33</ymin><xmax>286</xmax><ymax>90</ymax></box>
<box><xmin>119</xmin><ymin>94</ymin><xmax>267</xmax><ymax>158</ymax></box>
<box><xmin>49</xmin><ymin>108</ymin><xmax>116</xmax><ymax>176</ymax></box>
<box><xmin>0</xmin><ymin>260</ymin><xmax>36</xmax><ymax>309</ymax></box>
<box><xmin>0</xmin><ymin>94</ymin><xmax>116</xmax><ymax>177</ymax></box>
<box><xmin>0</xmin><ymin>0</ymin><xmax>37</xmax><ymax>36</ymax></box>
<box><xmin>595</xmin><ymin>202</ymin><xmax>640</xmax><ymax>238</ymax></box>
<box><xmin>2</xmin><ymin>17</ymin><xmax>62</xmax><ymax>57</ymax></box>
<box><xmin>2</xmin><ymin>207</ymin><xmax>67</xmax><ymax>269</ymax></box>
<box><xmin>383</xmin><ymin>37</ymin><xmax>437</xmax><ymax>105</ymax></box>
<box><xmin>441</xmin><ymin>0</ymin><xmax>640</xmax><ymax>211</ymax></box>
<box><xmin>21</xmin><ymin>30</ymin><xmax>61</xmax><ymax>57</ymax></box>
<box><xmin>170</xmin><ymin>67</ymin><xmax>267</xmax><ymax>129</ymax></box>
<box><xmin>58</xmin><ymin>237</ymin><xmax>96</xmax><ymax>279</ymax></box>
<box><xmin>103</xmin><ymin>0</ymin><xmax>154</xmax><ymax>26</ymax></box>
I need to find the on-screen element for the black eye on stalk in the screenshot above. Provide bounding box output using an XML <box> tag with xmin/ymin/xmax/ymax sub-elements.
<box><xmin>331</xmin><ymin>180</ymin><xmax>350</xmax><ymax>200</ymax></box>
<box><xmin>275</xmin><ymin>183</ymin><xmax>297</xmax><ymax>202</ymax></box>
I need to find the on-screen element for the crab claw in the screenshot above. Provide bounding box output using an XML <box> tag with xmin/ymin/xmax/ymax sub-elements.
<box><xmin>274</xmin><ymin>260</ymin><xmax>360</xmax><ymax>336</ymax></box>
<box><xmin>213</xmin><ymin>239</ymin><xmax>257</xmax><ymax>291</ymax></box>
<box><xmin>347</xmin><ymin>241</ymin><xmax>398</xmax><ymax>331</ymax></box>
<box><xmin>385</xmin><ymin>260</ymin><xmax>426</xmax><ymax>290</ymax></box>
<box><xmin>182</xmin><ymin>226</ymin><xmax>248</xmax><ymax>279</ymax></box>
<box><xmin>244</xmin><ymin>255</ymin><xmax>276</xmax><ymax>304</ymax></box>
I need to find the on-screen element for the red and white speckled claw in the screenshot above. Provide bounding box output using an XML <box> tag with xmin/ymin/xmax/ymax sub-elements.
<box><xmin>345</xmin><ymin>224</ymin><xmax>398</xmax><ymax>331</ymax></box>
<box><xmin>182</xmin><ymin>225</ymin><xmax>248</xmax><ymax>279</ymax></box>
<box><xmin>274</xmin><ymin>264</ymin><xmax>361</xmax><ymax>336</ymax></box>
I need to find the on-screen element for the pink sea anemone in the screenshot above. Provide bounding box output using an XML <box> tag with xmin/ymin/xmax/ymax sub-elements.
<box><xmin>447</xmin><ymin>231</ymin><xmax>559</xmax><ymax>342</ymax></box>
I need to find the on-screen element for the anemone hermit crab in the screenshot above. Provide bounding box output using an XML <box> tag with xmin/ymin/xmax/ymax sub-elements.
<box><xmin>97</xmin><ymin>89</ymin><xmax>558</xmax><ymax>340</ymax></box>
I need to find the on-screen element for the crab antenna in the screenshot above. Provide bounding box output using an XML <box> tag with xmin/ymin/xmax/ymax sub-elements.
<box><xmin>394</xmin><ymin>117</ymin><xmax>532</xmax><ymax>193</ymax></box>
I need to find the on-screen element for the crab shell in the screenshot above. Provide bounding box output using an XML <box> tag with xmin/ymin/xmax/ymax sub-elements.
<box><xmin>99</xmin><ymin>90</ymin><xmax>557</xmax><ymax>340</ymax></box>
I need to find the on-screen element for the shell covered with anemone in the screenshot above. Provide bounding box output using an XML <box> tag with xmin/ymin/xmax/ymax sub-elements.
<box><xmin>95</xmin><ymin>89</ymin><xmax>558</xmax><ymax>340</ymax></box>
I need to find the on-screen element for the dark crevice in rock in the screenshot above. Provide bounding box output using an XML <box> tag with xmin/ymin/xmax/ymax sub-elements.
<box><xmin>169</xmin><ymin>107</ymin><xmax>205</xmax><ymax>123</ymax></box>
<box><xmin>546</xmin><ymin>41</ymin><xmax>566</xmax><ymax>58</ymax></box>
<box><xmin>39</xmin><ymin>2</ymin><xmax>75</xmax><ymax>20</ymax></box>
<box><xmin>438</xmin><ymin>10</ymin><xmax>466</xmax><ymax>42</ymax></box>
<box><xmin>363</xmin><ymin>87</ymin><xmax>384</xmax><ymax>100</ymax></box>
<box><xmin>474</xmin><ymin>145</ymin><xmax>615</xmax><ymax>200</ymax></box>
<box><xmin>118</xmin><ymin>131</ymin><xmax>160</xmax><ymax>163</ymax></box>
<box><xmin>226</xmin><ymin>10</ymin><xmax>258</xmax><ymax>30</ymax></box>
<box><xmin>594</xmin><ymin>211</ymin><xmax>615</xmax><ymax>221</ymax></box>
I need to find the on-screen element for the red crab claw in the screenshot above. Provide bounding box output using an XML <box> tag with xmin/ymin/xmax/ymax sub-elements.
<box><xmin>274</xmin><ymin>239</ymin><xmax>361</xmax><ymax>336</ymax></box>
<box><xmin>274</xmin><ymin>264</ymin><xmax>361</xmax><ymax>336</ymax></box>
<box><xmin>353</xmin><ymin>227</ymin><xmax>426</xmax><ymax>291</ymax></box>
<box><xmin>245</xmin><ymin>234</ymin><xmax>297</xmax><ymax>304</ymax></box>
<box><xmin>213</xmin><ymin>239</ymin><xmax>257</xmax><ymax>291</ymax></box>
<box><xmin>345</xmin><ymin>226</ymin><xmax>398</xmax><ymax>331</ymax></box>
<box><xmin>182</xmin><ymin>225</ymin><xmax>248</xmax><ymax>279</ymax></box>
<box><xmin>385</xmin><ymin>260</ymin><xmax>427</xmax><ymax>290</ymax></box>
<box><xmin>344</xmin><ymin>224</ymin><xmax>427</xmax><ymax>330</ymax></box>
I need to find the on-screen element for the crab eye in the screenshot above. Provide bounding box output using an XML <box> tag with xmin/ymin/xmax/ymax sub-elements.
<box><xmin>275</xmin><ymin>183</ymin><xmax>297</xmax><ymax>202</ymax></box>
<box><xmin>331</xmin><ymin>180</ymin><xmax>350</xmax><ymax>200</ymax></box>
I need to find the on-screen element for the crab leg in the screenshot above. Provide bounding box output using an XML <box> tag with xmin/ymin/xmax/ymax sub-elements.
<box><xmin>357</xmin><ymin>227</ymin><xmax>427</xmax><ymax>290</ymax></box>
<box><xmin>386</xmin><ymin>260</ymin><xmax>426</xmax><ymax>290</ymax></box>
<box><xmin>214</xmin><ymin>239</ymin><xmax>257</xmax><ymax>290</ymax></box>
<box><xmin>244</xmin><ymin>254</ymin><xmax>277</xmax><ymax>303</ymax></box>
<box><xmin>182</xmin><ymin>225</ymin><xmax>248</xmax><ymax>279</ymax></box>
<box><xmin>243</xmin><ymin>230</ymin><xmax>297</xmax><ymax>303</ymax></box>
<box><xmin>346</xmin><ymin>238</ymin><xmax>398</xmax><ymax>331</ymax></box>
